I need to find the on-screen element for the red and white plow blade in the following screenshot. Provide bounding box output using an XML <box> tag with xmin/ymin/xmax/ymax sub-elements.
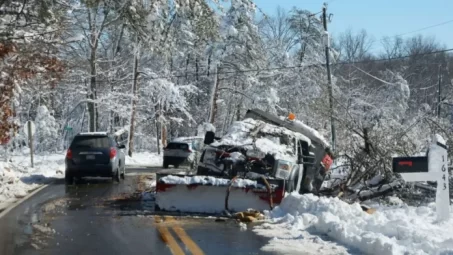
<box><xmin>155</xmin><ymin>174</ymin><xmax>285</xmax><ymax>214</ymax></box>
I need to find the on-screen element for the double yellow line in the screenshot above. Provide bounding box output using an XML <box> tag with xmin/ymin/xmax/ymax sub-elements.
<box><xmin>155</xmin><ymin>215</ymin><xmax>205</xmax><ymax>255</ymax></box>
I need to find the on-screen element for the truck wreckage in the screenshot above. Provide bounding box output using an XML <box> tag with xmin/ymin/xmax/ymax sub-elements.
<box><xmin>154</xmin><ymin>109</ymin><xmax>338</xmax><ymax>214</ymax></box>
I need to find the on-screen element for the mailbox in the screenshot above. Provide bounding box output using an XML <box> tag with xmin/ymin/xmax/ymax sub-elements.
<box><xmin>392</xmin><ymin>156</ymin><xmax>428</xmax><ymax>173</ymax></box>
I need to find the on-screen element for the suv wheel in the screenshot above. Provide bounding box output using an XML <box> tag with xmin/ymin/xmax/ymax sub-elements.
<box><xmin>65</xmin><ymin>173</ymin><xmax>73</xmax><ymax>185</ymax></box>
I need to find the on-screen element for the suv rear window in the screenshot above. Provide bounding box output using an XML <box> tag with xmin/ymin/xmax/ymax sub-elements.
<box><xmin>71</xmin><ymin>136</ymin><xmax>111</xmax><ymax>149</ymax></box>
<box><xmin>166</xmin><ymin>143</ymin><xmax>189</xmax><ymax>150</ymax></box>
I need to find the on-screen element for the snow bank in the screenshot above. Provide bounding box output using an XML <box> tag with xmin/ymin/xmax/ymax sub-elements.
<box><xmin>160</xmin><ymin>175</ymin><xmax>263</xmax><ymax>188</ymax></box>
<box><xmin>125</xmin><ymin>152</ymin><xmax>162</xmax><ymax>167</ymax></box>
<box><xmin>0</xmin><ymin>153</ymin><xmax>65</xmax><ymax>210</ymax></box>
<box><xmin>255</xmin><ymin>193</ymin><xmax>453</xmax><ymax>255</ymax></box>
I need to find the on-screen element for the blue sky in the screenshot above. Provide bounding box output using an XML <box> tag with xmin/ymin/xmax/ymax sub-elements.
<box><xmin>253</xmin><ymin>0</ymin><xmax>453</xmax><ymax>52</ymax></box>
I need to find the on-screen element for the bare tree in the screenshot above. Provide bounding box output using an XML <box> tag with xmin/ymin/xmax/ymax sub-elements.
<box><xmin>337</xmin><ymin>29</ymin><xmax>374</xmax><ymax>62</ymax></box>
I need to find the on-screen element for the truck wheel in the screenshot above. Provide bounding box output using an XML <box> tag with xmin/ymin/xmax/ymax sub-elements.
<box><xmin>197</xmin><ymin>166</ymin><xmax>207</xmax><ymax>175</ymax></box>
<box><xmin>163</xmin><ymin>161</ymin><xmax>169</xmax><ymax>169</ymax></box>
<box><xmin>286</xmin><ymin>169</ymin><xmax>299</xmax><ymax>194</ymax></box>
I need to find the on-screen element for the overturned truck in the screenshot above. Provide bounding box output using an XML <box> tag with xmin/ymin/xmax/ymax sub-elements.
<box><xmin>155</xmin><ymin>109</ymin><xmax>334</xmax><ymax>214</ymax></box>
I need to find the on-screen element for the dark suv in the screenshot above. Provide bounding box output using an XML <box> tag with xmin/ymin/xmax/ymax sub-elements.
<box><xmin>65</xmin><ymin>132</ymin><xmax>126</xmax><ymax>184</ymax></box>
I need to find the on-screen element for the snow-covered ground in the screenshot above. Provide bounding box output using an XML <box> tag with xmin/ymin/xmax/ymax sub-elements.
<box><xmin>0</xmin><ymin>151</ymin><xmax>162</xmax><ymax>210</ymax></box>
<box><xmin>125</xmin><ymin>152</ymin><xmax>162</xmax><ymax>167</ymax></box>
<box><xmin>0</xmin><ymin>153</ymin><xmax>65</xmax><ymax>210</ymax></box>
<box><xmin>254</xmin><ymin>193</ymin><xmax>453</xmax><ymax>255</ymax></box>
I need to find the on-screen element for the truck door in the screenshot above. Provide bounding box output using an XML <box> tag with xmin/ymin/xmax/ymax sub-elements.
<box><xmin>291</xmin><ymin>139</ymin><xmax>305</xmax><ymax>194</ymax></box>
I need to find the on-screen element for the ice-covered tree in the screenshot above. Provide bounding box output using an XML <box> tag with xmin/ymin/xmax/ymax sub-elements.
<box><xmin>0</xmin><ymin>0</ymin><xmax>68</xmax><ymax>150</ymax></box>
<box><xmin>34</xmin><ymin>106</ymin><xmax>59</xmax><ymax>152</ymax></box>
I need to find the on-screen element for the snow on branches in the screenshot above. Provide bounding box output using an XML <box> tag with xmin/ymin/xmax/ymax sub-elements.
<box><xmin>0</xmin><ymin>0</ymin><xmax>67</xmax><ymax>145</ymax></box>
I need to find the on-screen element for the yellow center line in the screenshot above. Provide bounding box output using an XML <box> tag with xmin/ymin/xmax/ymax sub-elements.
<box><xmin>172</xmin><ymin>226</ymin><xmax>205</xmax><ymax>255</ymax></box>
<box><xmin>162</xmin><ymin>215</ymin><xmax>205</xmax><ymax>255</ymax></box>
<box><xmin>155</xmin><ymin>215</ymin><xmax>185</xmax><ymax>255</ymax></box>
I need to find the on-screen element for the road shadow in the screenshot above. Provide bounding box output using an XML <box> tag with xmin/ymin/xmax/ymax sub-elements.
<box><xmin>102</xmin><ymin>190</ymin><xmax>228</xmax><ymax>220</ymax></box>
<box><xmin>20</xmin><ymin>175</ymin><xmax>62</xmax><ymax>185</ymax></box>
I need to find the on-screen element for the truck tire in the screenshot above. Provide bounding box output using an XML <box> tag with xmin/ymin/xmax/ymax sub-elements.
<box><xmin>197</xmin><ymin>166</ymin><xmax>208</xmax><ymax>175</ymax></box>
<box><xmin>286</xmin><ymin>170</ymin><xmax>298</xmax><ymax>193</ymax></box>
<box><xmin>286</xmin><ymin>167</ymin><xmax>303</xmax><ymax>194</ymax></box>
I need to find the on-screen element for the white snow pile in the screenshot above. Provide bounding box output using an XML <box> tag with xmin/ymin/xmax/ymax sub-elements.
<box><xmin>254</xmin><ymin>193</ymin><xmax>453</xmax><ymax>255</ymax></box>
<box><xmin>0</xmin><ymin>153</ymin><xmax>65</xmax><ymax>210</ymax></box>
<box><xmin>160</xmin><ymin>175</ymin><xmax>264</xmax><ymax>188</ymax></box>
<box><xmin>211</xmin><ymin>118</ymin><xmax>311</xmax><ymax>161</ymax></box>
<box><xmin>126</xmin><ymin>152</ymin><xmax>163</xmax><ymax>167</ymax></box>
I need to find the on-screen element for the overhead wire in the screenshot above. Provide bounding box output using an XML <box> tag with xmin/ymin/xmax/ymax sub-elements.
<box><xmin>61</xmin><ymin>48</ymin><xmax>453</xmax><ymax>84</ymax></box>
<box><xmin>394</xmin><ymin>19</ymin><xmax>453</xmax><ymax>38</ymax></box>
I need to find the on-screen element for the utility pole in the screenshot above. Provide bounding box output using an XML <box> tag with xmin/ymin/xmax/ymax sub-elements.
<box><xmin>437</xmin><ymin>65</ymin><xmax>442</xmax><ymax>118</ymax></box>
<box><xmin>322</xmin><ymin>3</ymin><xmax>336</xmax><ymax>151</ymax></box>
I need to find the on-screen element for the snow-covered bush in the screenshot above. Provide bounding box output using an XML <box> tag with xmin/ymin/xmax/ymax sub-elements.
<box><xmin>34</xmin><ymin>106</ymin><xmax>60</xmax><ymax>153</ymax></box>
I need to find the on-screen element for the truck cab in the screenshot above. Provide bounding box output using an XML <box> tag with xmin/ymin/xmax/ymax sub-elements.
<box><xmin>197</xmin><ymin>109</ymin><xmax>333</xmax><ymax>194</ymax></box>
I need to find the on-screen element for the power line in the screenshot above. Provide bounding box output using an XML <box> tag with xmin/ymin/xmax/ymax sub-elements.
<box><xmin>395</xmin><ymin>19</ymin><xmax>453</xmax><ymax>37</ymax></box>
<box><xmin>61</xmin><ymin>48</ymin><xmax>453</xmax><ymax>84</ymax></box>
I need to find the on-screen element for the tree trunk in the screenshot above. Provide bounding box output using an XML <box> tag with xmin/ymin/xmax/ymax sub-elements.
<box><xmin>161</xmin><ymin>121</ymin><xmax>167</xmax><ymax>148</ymax></box>
<box><xmin>155</xmin><ymin>118</ymin><xmax>161</xmax><ymax>155</ymax></box>
<box><xmin>185</xmin><ymin>54</ymin><xmax>190</xmax><ymax>80</ymax></box>
<box><xmin>195</xmin><ymin>57</ymin><xmax>199</xmax><ymax>81</ymax></box>
<box><xmin>209</xmin><ymin>65</ymin><xmax>220</xmax><ymax>124</ymax></box>
<box><xmin>87</xmin><ymin>7</ymin><xmax>98</xmax><ymax>132</ymax></box>
<box><xmin>363</xmin><ymin>127</ymin><xmax>371</xmax><ymax>155</ymax></box>
<box><xmin>88</xmin><ymin>53</ymin><xmax>97</xmax><ymax>132</ymax></box>
<box><xmin>127</xmin><ymin>42</ymin><xmax>140</xmax><ymax>157</ymax></box>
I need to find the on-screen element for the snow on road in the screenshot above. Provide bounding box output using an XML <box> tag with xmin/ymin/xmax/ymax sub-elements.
<box><xmin>126</xmin><ymin>152</ymin><xmax>162</xmax><ymax>167</ymax></box>
<box><xmin>254</xmin><ymin>193</ymin><xmax>453</xmax><ymax>255</ymax></box>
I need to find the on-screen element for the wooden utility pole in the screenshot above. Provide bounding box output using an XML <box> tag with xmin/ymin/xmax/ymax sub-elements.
<box><xmin>322</xmin><ymin>3</ymin><xmax>336</xmax><ymax>151</ymax></box>
<box><xmin>437</xmin><ymin>65</ymin><xmax>442</xmax><ymax>118</ymax></box>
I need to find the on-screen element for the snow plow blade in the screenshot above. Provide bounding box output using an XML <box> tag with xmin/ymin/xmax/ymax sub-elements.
<box><xmin>155</xmin><ymin>174</ymin><xmax>285</xmax><ymax>214</ymax></box>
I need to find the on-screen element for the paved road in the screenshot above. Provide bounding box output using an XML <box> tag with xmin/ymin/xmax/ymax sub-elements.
<box><xmin>0</xmin><ymin>167</ymin><xmax>279</xmax><ymax>255</ymax></box>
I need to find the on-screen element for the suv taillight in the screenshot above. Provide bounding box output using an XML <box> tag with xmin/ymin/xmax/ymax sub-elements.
<box><xmin>186</xmin><ymin>149</ymin><xmax>192</xmax><ymax>153</ymax></box>
<box><xmin>66</xmin><ymin>149</ymin><xmax>73</xmax><ymax>159</ymax></box>
<box><xmin>110</xmin><ymin>147</ymin><xmax>117</xmax><ymax>159</ymax></box>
